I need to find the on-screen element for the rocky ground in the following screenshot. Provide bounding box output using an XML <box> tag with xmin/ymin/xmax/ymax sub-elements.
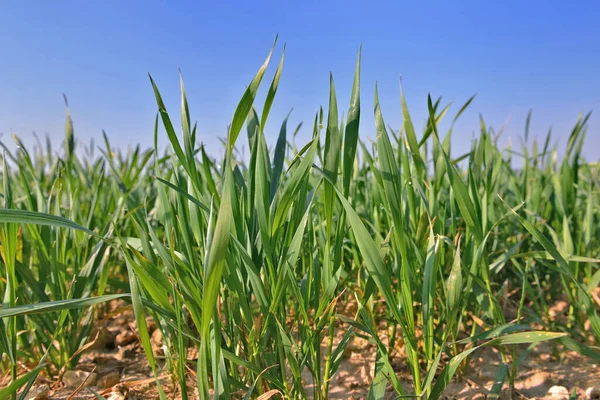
<box><xmin>5</xmin><ymin>299</ymin><xmax>600</xmax><ymax>400</ymax></box>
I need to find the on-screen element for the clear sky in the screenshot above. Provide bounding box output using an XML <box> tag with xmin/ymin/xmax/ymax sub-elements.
<box><xmin>1</xmin><ymin>1</ymin><xmax>599</xmax><ymax>161</ymax></box>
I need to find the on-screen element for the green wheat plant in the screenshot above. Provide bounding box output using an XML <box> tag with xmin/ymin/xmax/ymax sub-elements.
<box><xmin>0</xmin><ymin>40</ymin><xmax>599</xmax><ymax>400</ymax></box>
<box><xmin>117</xmin><ymin>41</ymin><xmax>599</xmax><ymax>399</ymax></box>
<box><xmin>0</xmin><ymin>108</ymin><xmax>153</xmax><ymax>398</ymax></box>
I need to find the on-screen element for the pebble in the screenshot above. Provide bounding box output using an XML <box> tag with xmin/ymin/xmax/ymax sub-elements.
<box><xmin>116</xmin><ymin>343</ymin><xmax>136</xmax><ymax>360</ymax></box>
<box><xmin>151</xmin><ymin>327</ymin><xmax>162</xmax><ymax>348</ymax></box>
<box><xmin>587</xmin><ymin>387</ymin><xmax>600</xmax><ymax>400</ymax></box>
<box><xmin>105</xmin><ymin>393</ymin><xmax>126</xmax><ymax>400</ymax></box>
<box><xmin>547</xmin><ymin>385</ymin><xmax>570</xmax><ymax>399</ymax></box>
<box><xmin>99</xmin><ymin>371</ymin><xmax>121</xmax><ymax>388</ymax></box>
<box><xmin>151</xmin><ymin>328</ymin><xmax>163</xmax><ymax>355</ymax></box>
<box><xmin>62</xmin><ymin>369</ymin><xmax>98</xmax><ymax>387</ymax></box>
<box><xmin>90</xmin><ymin>326</ymin><xmax>116</xmax><ymax>350</ymax></box>
<box><xmin>115</xmin><ymin>331</ymin><xmax>137</xmax><ymax>347</ymax></box>
<box><xmin>22</xmin><ymin>385</ymin><xmax>50</xmax><ymax>400</ymax></box>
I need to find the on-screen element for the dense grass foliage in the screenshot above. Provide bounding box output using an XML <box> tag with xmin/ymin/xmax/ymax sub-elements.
<box><xmin>1</xmin><ymin>43</ymin><xmax>599</xmax><ymax>399</ymax></box>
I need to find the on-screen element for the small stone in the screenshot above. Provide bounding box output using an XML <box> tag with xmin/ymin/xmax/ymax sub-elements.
<box><xmin>187</xmin><ymin>346</ymin><xmax>198</xmax><ymax>360</ymax></box>
<box><xmin>89</xmin><ymin>326</ymin><xmax>116</xmax><ymax>350</ymax></box>
<box><xmin>22</xmin><ymin>384</ymin><xmax>50</xmax><ymax>400</ymax></box>
<box><xmin>151</xmin><ymin>328</ymin><xmax>164</xmax><ymax>355</ymax></box>
<box><xmin>99</xmin><ymin>371</ymin><xmax>121</xmax><ymax>389</ymax></box>
<box><xmin>62</xmin><ymin>369</ymin><xmax>98</xmax><ymax>387</ymax></box>
<box><xmin>548</xmin><ymin>385</ymin><xmax>570</xmax><ymax>399</ymax></box>
<box><xmin>151</xmin><ymin>327</ymin><xmax>162</xmax><ymax>348</ymax></box>
<box><xmin>115</xmin><ymin>331</ymin><xmax>137</xmax><ymax>347</ymax></box>
<box><xmin>115</xmin><ymin>343</ymin><xmax>136</xmax><ymax>361</ymax></box>
<box><xmin>105</xmin><ymin>393</ymin><xmax>126</xmax><ymax>400</ymax></box>
<box><xmin>587</xmin><ymin>387</ymin><xmax>600</xmax><ymax>400</ymax></box>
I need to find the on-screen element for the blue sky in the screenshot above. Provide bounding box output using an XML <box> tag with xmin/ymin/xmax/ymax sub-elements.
<box><xmin>1</xmin><ymin>1</ymin><xmax>599</xmax><ymax>160</ymax></box>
